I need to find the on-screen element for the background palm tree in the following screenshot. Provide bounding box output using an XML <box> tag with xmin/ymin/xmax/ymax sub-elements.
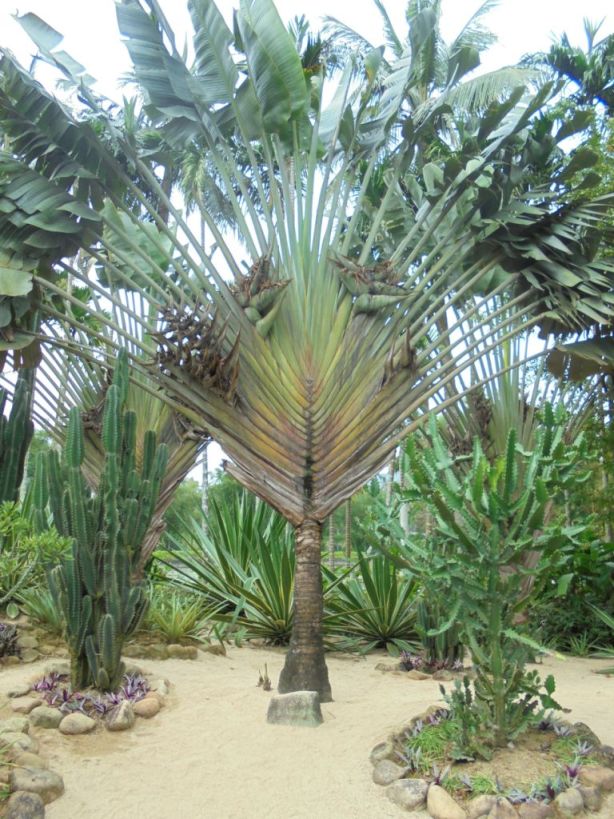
<box><xmin>0</xmin><ymin>0</ymin><xmax>612</xmax><ymax>700</ymax></box>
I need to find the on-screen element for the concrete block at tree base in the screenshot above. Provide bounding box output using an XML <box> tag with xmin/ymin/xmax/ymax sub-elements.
<box><xmin>266</xmin><ymin>691</ymin><xmax>322</xmax><ymax>726</ymax></box>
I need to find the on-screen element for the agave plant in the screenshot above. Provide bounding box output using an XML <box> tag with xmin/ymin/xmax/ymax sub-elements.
<box><xmin>1</xmin><ymin>0</ymin><xmax>613</xmax><ymax>700</ymax></box>
<box><xmin>324</xmin><ymin>553</ymin><xmax>419</xmax><ymax>654</ymax></box>
<box><xmin>144</xmin><ymin>588</ymin><xmax>211</xmax><ymax>644</ymax></box>
<box><xmin>161</xmin><ymin>493</ymin><xmax>299</xmax><ymax>645</ymax></box>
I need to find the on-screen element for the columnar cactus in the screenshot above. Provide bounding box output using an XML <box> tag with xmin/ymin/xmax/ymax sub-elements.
<box><xmin>34</xmin><ymin>351</ymin><xmax>168</xmax><ymax>690</ymax></box>
<box><xmin>0</xmin><ymin>368</ymin><xmax>34</xmax><ymax>504</ymax></box>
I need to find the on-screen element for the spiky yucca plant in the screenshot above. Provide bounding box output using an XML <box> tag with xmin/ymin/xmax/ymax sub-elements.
<box><xmin>1</xmin><ymin>0</ymin><xmax>613</xmax><ymax>698</ymax></box>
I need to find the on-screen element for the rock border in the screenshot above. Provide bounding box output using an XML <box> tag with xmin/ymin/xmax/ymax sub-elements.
<box><xmin>1</xmin><ymin>661</ymin><xmax>173</xmax><ymax>815</ymax></box>
<box><xmin>370</xmin><ymin>708</ymin><xmax>614</xmax><ymax>817</ymax></box>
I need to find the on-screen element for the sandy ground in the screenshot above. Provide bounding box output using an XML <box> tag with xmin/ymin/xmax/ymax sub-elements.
<box><xmin>1</xmin><ymin>649</ymin><xmax>613</xmax><ymax>819</ymax></box>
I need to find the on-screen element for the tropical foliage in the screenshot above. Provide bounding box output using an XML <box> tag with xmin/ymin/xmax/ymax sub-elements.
<box><xmin>0</xmin><ymin>0</ymin><xmax>612</xmax><ymax>702</ymax></box>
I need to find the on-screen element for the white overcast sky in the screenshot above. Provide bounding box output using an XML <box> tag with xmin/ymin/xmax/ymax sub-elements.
<box><xmin>1</xmin><ymin>0</ymin><xmax>610</xmax><ymax>480</ymax></box>
<box><xmin>1</xmin><ymin>0</ymin><xmax>611</xmax><ymax>95</ymax></box>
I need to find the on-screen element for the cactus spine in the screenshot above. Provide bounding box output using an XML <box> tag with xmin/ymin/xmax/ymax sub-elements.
<box><xmin>0</xmin><ymin>368</ymin><xmax>35</xmax><ymax>504</ymax></box>
<box><xmin>36</xmin><ymin>351</ymin><xmax>168</xmax><ymax>690</ymax></box>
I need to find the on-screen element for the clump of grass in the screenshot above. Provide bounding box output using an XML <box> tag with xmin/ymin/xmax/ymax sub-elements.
<box><xmin>468</xmin><ymin>774</ymin><xmax>498</xmax><ymax>795</ymax></box>
<box><xmin>404</xmin><ymin>719</ymin><xmax>459</xmax><ymax>772</ymax></box>
<box><xmin>550</xmin><ymin>736</ymin><xmax>600</xmax><ymax>767</ymax></box>
<box><xmin>567</xmin><ymin>631</ymin><xmax>594</xmax><ymax>657</ymax></box>
<box><xmin>443</xmin><ymin>772</ymin><xmax>498</xmax><ymax>797</ymax></box>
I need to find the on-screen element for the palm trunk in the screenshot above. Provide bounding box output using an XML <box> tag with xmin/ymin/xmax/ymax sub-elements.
<box><xmin>278</xmin><ymin>519</ymin><xmax>332</xmax><ymax>702</ymax></box>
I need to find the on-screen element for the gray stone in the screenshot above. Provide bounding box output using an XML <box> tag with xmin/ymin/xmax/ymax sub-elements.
<box><xmin>432</xmin><ymin>670</ymin><xmax>454</xmax><ymax>682</ymax></box>
<box><xmin>133</xmin><ymin>697</ymin><xmax>160</xmax><ymax>719</ymax></box>
<box><xmin>143</xmin><ymin>644</ymin><xmax>169</xmax><ymax>660</ymax></box>
<box><xmin>375</xmin><ymin>662</ymin><xmax>398</xmax><ymax>673</ymax></box>
<box><xmin>166</xmin><ymin>644</ymin><xmax>198</xmax><ymax>660</ymax></box>
<box><xmin>150</xmin><ymin>679</ymin><xmax>170</xmax><ymax>696</ymax></box>
<box><xmin>467</xmin><ymin>795</ymin><xmax>497</xmax><ymax>818</ymax></box>
<box><xmin>0</xmin><ymin>718</ymin><xmax>30</xmax><ymax>735</ymax></box>
<box><xmin>13</xmin><ymin>754</ymin><xmax>48</xmax><ymax>771</ymax></box>
<box><xmin>385</xmin><ymin>778</ymin><xmax>428</xmax><ymax>811</ymax></box>
<box><xmin>486</xmin><ymin>798</ymin><xmax>516</xmax><ymax>819</ymax></box>
<box><xmin>571</xmin><ymin>722</ymin><xmax>601</xmax><ymax>747</ymax></box>
<box><xmin>202</xmin><ymin>643</ymin><xmax>226</xmax><ymax>656</ymax></box>
<box><xmin>106</xmin><ymin>701</ymin><xmax>135</xmax><ymax>732</ymax></box>
<box><xmin>369</xmin><ymin>740</ymin><xmax>395</xmax><ymax>766</ymax></box>
<box><xmin>142</xmin><ymin>691</ymin><xmax>165</xmax><ymax>708</ymax></box>
<box><xmin>372</xmin><ymin>759</ymin><xmax>408</xmax><ymax>786</ymax></box>
<box><xmin>0</xmin><ymin>733</ymin><xmax>38</xmax><ymax>754</ymax></box>
<box><xmin>517</xmin><ymin>804</ymin><xmax>553</xmax><ymax>819</ymax></box>
<box><xmin>10</xmin><ymin>699</ymin><xmax>41</xmax><ymax>716</ymax></box>
<box><xmin>9</xmin><ymin>768</ymin><xmax>64</xmax><ymax>805</ymax></box>
<box><xmin>407</xmin><ymin>670</ymin><xmax>430</xmax><ymax>680</ymax></box>
<box><xmin>578</xmin><ymin>785</ymin><xmax>602</xmax><ymax>812</ymax></box>
<box><xmin>7</xmin><ymin>684</ymin><xmax>32</xmax><ymax>699</ymax></box>
<box><xmin>427</xmin><ymin>784</ymin><xmax>466</xmax><ymax>819</ymax></box>
<box><xmin>5</xmin><ymin>791</ymin><xmax>45</xmax><ymax>819</ymax></box>
<box><xmin>580</xmin><ymin>766</ymin><xmax>614</xmax><ymax>791</ymax></box>
<box><xmin>17</xmin><ymin>636</ymin><xmax>38</xmax><ymax>650</ymax></box>
<box><xmin>59</xmin><ymin>713</ymin><xmax>96</xmax><ymax>736</ymax></box>
<box><xmin>600</xmin><ymin>744</ymin><xmax>614</xmax><ymax>764</ymax></box>
<box><xmin>266</xmin><ymin>691</ymin><xmax>322</xmax><ymax>727</ymax></box>
<box><xmin>553</xmin><ymin>788</ymin><xmax>584</xmax><ymax>816</ymax></box>
<box><xmin>28</xmin><ymin>707</ymin><xmax>63</xmax><ymax>730</ymax></box>
<box><xmin>20</xmin><ymin>650</ymin><xmax>39</xmax><ymax>664</ymax></box>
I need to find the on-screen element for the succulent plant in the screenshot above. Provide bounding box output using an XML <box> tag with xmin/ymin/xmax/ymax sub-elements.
<box><xmin>0</xmin><ymin>368</ymin><xmax>34</xmax><ymax>505</ymax></box>
<box><xmin>32</xmin><ymin>671</ymin><xmax>150</xmax><ymax>716</ymax></box>
<box><xmin>33</xmin><ymin>351</ymin><xmax>168</xmax><ymax>690</ymax></box>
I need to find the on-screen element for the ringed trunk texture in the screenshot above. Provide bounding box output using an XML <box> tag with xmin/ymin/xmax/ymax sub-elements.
<box><xmin>278</xmin><ymin>519</ymin><xmax>332</xmax><ymax>702</ymax></box>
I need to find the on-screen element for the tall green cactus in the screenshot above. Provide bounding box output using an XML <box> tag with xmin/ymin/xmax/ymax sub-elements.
<box><xmin>34</xmin><ymin>351</ymin><xmax>168</xmax><ymax>690</ymax></box>
<box><xmin>0</xmin><ymin>368</ymin><xmax>35</xmax><ymax>506</ymax></box>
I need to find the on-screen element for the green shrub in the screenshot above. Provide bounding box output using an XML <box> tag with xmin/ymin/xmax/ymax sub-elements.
<box><xmin>0</xmin><ymin>502</ymin><xmax>71</xmax><ymax>607</ymax></box>
<box><xmin>17</xmin><ymin>586</ymin><xmax>64</xmax><ymax>636</ymax></box>
<box><xmin>144</xmin><ymin>588</ymin><xmax>211</xmax><ymax>643</ymax></box>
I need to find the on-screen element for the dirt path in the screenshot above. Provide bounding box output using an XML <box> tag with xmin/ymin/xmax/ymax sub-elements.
<box><xmin>1</xmin><ymin>649</ymin><xmax>613</xmax><ymax>819</ymax></box>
